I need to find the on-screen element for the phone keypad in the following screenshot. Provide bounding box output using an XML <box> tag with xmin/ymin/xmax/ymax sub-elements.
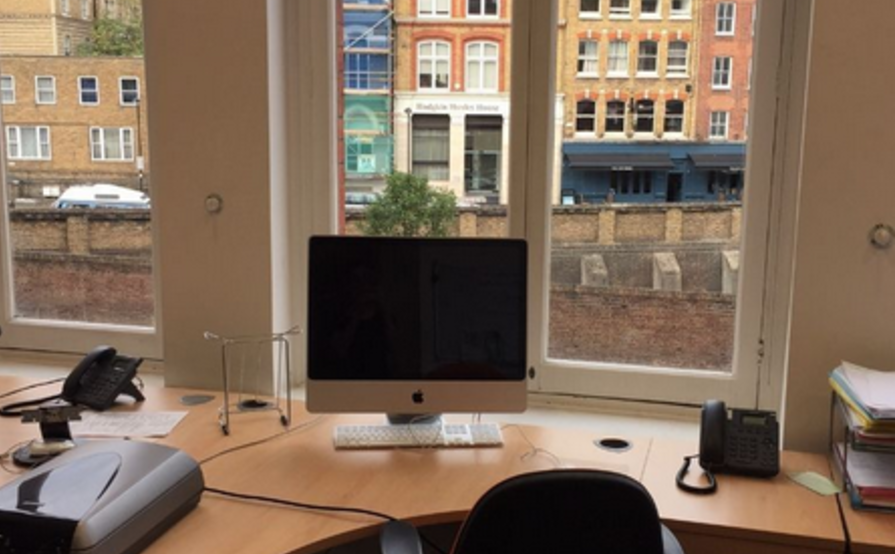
<box><xmin>725</xmin><ymin>421</ymin><xmax>779</xmax><ymax>477</ymax></box>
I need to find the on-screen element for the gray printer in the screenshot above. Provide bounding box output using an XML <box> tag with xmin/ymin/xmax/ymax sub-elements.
<box><xmin>0</xmin><ymin>440</ymin><xmax>204</xmax><ymax>554</ymax></box>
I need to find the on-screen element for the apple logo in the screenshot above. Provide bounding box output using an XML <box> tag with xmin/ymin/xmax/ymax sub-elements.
<box><xmin>412</xmin><ymin>389</ymin><xmax>425</xmax><ymax>404</ymax></box>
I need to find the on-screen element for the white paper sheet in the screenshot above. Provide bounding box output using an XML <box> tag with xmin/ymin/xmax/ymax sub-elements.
<box><xmin>70</xmin><ymin>411</ymin><xmax>188</xmax><ymax>438</ymax></box>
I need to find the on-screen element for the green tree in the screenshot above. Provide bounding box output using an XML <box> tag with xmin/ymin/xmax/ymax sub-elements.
<box><xmin>77</xmin><ymin>17</ymin><xmax>144</xmax><ymax>57</ymax></box>
<box><xmin>361</xmin><ymin>172</ymin><xmax>457</xmax><ymax>237</ymax></box>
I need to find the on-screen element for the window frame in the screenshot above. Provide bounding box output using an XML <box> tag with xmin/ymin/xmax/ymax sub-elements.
<box><xmin>411</xmin><ymin>114</ymin><xmax>451</xmax><ymax>182</ymax></box>
<box><xmin>418</xmin><ymin>0</ymin><xmax>451</xmax><ymax>18</ymax></box>
<box><xmin>575</xmin><ymin>99</ymin><xmax>597</xmax><ymax>134</ymax></box>
<box><xmin>580</xmin><ymin>0</ymin><xmax>601</xmax><ymax>18</ymax></box>
<box><xmin>607</xmin><ymin>40</ymin><xmax>629</xmax><ymax>77</ymax></box>
<box><xmin>670</xmin><ymin>0</ymin><xmax>691</xmax><ymax>19</ymax></box>
<box><xmin>636</xmin><ymin>40</ymin><xmax>658</xmax><ymax>77</ymax></box>
<box><xmin>79</xmin><ymin>76</ymin><xmax>100</xmax><ymax>105</ymax></box>
<box><xmin>119</xmin><ymin>77</ymin><xmax>140</xmax><ymax>105</ymax></box>
<box><xmin>467</xmin><ymin>0</ymin><xmax>499</xmax><ymax>18</ymax></box>
<box><xmin>716</xmin><ymin>2</ymin><xmax>737</xmax><ymax>36</ymax></box>
<box><xmin>81</xmin><ymin>0</ymin><xmax>90</xmax><ymax>19</ymax></box>
<box><xmin>466</xmin><ymin>41</ymin><xmax>500</xmax><ymax>92</ymax></box>
<box><xmin>640</xmin><ymin>0</ymin><xmax>660</xmax><ymax>19</ymax></box>
<box><xmin>35</xmin><ymin>76</ymin><xmax>56</xmax><ymax>105</ymax></box>
<box><xmin>604</xmin><ymin>99</ymin><xmax>626</xmax><ymax>133</ymax></box>
<box><xmin>6</xmin><ymin>126</ymin><xmax>52</xmax><ymax>160</ymax></box>
<box><xmin>417</xmin><ymin>40</ymin><xmax>451</xmax><ymax>91</ymax></box>
<box><xmin>663</xmin><ymin>99</ymin><xmax>684</xmax><ymax>135</ymax></box>
<box><xmin>0</xmin><ymin>75</ymin><xmax>14</xmax><ymax>104</ymax></box>
<box><xmin>577</xmin><ymin>39</ymin><xmax>599</xmax><ymax>77</ymax></box>
<box><xmin>89</xmin><ymin>126</ymin><xmax>135</xmax><ymax>161</ymax></box>
<box><xmin>666</xmin><ymin>40</ymin><xmax>688</xmax><ymax>77</ymax></box>
<box><xmin>609</xmin><ymin>0</ymin><xmax>632</xmax><ymax>18</ymax></box>
<box><xmin>712</xmin><ymin>56</ymin><xmax>733</xmax><ymax>89</ymax></box>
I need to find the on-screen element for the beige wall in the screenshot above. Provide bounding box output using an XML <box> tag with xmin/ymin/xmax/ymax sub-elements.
<box><xmin>783</xmin><ymin>0</ymin><xmax>895</xmax><ymax>452</ymax></box>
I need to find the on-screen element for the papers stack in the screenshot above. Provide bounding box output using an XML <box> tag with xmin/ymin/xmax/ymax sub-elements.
<box><xmin>830</xmin><ymin>362</ymin><xmax>895</xmax><ymax>511</ymax></box>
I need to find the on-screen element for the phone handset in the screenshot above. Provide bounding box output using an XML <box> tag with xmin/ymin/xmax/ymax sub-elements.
<box><xmin>61</xmin><ymin>346</ymin><xmax>145</xmax><ymax>411</ymax></box>
<box><xmin>698</xmin><ymin>399</ymin><xmax>728</xmax><ymax>471</ymax></box>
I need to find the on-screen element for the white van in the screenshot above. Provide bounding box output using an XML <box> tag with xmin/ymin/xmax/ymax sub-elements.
<box><xmin>51</xmin><ymin>184</ymin><xmax>150</xmax><ymax>209</ymax></box>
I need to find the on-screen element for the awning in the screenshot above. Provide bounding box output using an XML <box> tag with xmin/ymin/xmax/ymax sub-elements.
<box><xmin>688</xmin><ymin>153</ymin><xmax>746</xmax><ymax>171</ymax></box>
<box><xmin>565</xmin><ymin>153</ymin><xmax>675</xmax><ymax>170</ymax></box>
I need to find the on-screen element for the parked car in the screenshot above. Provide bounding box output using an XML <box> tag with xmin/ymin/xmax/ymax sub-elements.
<box><xmin>345</xmin><ymin>192</ymin><xmax>380</xmax><ymax>207</ymax></box>
<box><xmin>51</xmin><ymin>184</ymin><xmax>150</xmax><ymax>209</ymax></box>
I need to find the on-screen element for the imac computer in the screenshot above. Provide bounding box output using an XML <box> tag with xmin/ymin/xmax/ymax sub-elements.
<box><xmin>306</xmin><ymin>236</ymin><xmax>527</xmax><ymax>422</ymax></box>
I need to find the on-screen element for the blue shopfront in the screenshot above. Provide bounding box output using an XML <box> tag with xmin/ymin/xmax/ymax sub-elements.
<box><xmin>560</xmin><ymin>142</ymin><xmax>746</xmax><ymax>204</ymax></box>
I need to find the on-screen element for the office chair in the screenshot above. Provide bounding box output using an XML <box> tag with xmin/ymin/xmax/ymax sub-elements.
<box><xmin>380</xmin><ymin>469</ymin><xmax>684</xmax><ymax>554</ymax></box>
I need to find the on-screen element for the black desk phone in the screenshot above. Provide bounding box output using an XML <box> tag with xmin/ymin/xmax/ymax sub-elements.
<box><xmin>61</xmin><ymin>346</ymin><xmax>145</xmax><ymax>410</ymax></box>
<box><xmin>699</xmin><ymin>399</ymin><xmax>780</xmax><ymax>478</ymax></box>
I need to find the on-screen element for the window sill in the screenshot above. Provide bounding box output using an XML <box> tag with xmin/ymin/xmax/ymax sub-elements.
<box><xmin>605</xmin><ymin>73</ymin><xmax>629</xmax><ymax>79</ymax></box>
<box><xmin>579</xmin><ymin>14</ymin><xmax>602</xmax><ymax>20</ymax></box>
<box><xmin>576</xmin><ymin>73</ymin><xmax>600</xmax><ymax>79</ymax></box>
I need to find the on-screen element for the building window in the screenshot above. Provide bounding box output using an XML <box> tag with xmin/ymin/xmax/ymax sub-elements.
<box><xmin>640</xmin><ymin>0</ymin><xmax>659</xmax><ymax>17</ymax></box>
<box><xmin>710</xmin><ymin>111</ymin><xmax>729</xmax><ymax>139</ymax></box>
<box><xmin>664</xmin><ymin>100</ymin><xmax>684</xmax><ymax>134</ymax></box>
<box><xmin>345</xmin><ymin>22</ymin><xmax>388</xmax><ymax>50</ymax></box>
<box><xmin>346</xmin><ymin>54</ymin><xmax>389</xmax><ymax>90</ymax></box>
<box><xmin>418</xmin><ymin>41</ymin><xmax>450</xmax><ymax>90</ymax></box>
<box><xmin>79</xmin><ymin>76</ymin><xmax>99</xmax><ymax>105</ymax></box>
<box><xmin>90</xmin><ymin>127</ymin><xmax>134</xmax><ymax>161</ymax></box>
<box><xmin>607</xmin><ymin>41</ymin><xmax>629</xmax><ymax>76</ymax></box>
<box><xmin>575</xmin><ymin>99</ymin><xmax>596</xmax><ymax>133</ymax></box>
<box><xmin>6</xmin><ymin>126</ymin><xmax>51</xmax><ymax>160</ymax></box>
<box><xmin>0</xmin><ymin>76</ymin><xmax>14</xmax><ymax>104</ymax></box>
<box><xmin>637</xmin><ymin>41</ymin><xmax>658</xmax><ymax>76</ymax></box>
<box><xmin>81</xmin><ymin>0</ymin><xmax>90</xmax><ymax>18</ymax></box>
<box><xmin>666</xmin><ymin>41</ymin><xmax>688</xmax><ymax>77</ymax></box>
<box><xmin>467</xmin><ymin>0</ymin><xmax>498</xmax><ymax>17</ymax></box>
<box><xmin>412</xmin><ymin>115</ymin><xmax>450</xmax><ymax>181</ymax></box>
<box><xmin>62</xmin><ymin>0</ymin><xmax>70</xmax><ymax>16</ymax></box>
<box><xmin>577</xmin><ymin>40</ymin><xmax>599</xmax><ymax>76</ymax></box>
<box><xmin>419</xmin><ymin>0</ymin><xmax>450</xmax><ymax>17</ymax></box>
<box><xmin>35</xmin><ymin>76</ymin><xmax>56</xmax><ymax>104</ymax></box>
<box><xmin>605</xmin><ymin>100</ymin><xmax>625</xmax><ymax>132</ymax></box>
<box><xmin>120</xmin><ymin>77</ymin><xmax>140</xmax><ymax>105</ymax></box>
<box><xmin>64</xmin><ymin>35</ymin><xmax>72</xmax><ymax>56</ymax></box>
<box><xmin>346</xmin><ymin>137</ymin><xmax>376</xmax><ymax>174</ymax></box>
<box><xmin>580</xmin><ymin>0</ymin><xmax>600</xmax><ymax>17</ymax></box>
<box><xmin>712</xmin><ymin>56</ymin><xmax>733</xmax><ymax>89</ymax></box>
<box><xmin>611</xmin><ymin>171</ymin><xmax>652</xmax><ymax>195</ymax></box>
<box><xmin>633</xmin><ymin>99</ymin><xmax>654</xmax><ymax>133</ymax></box>
<box><xmin>670</xmin><ymin>0</ymin><xmax>691</xmax><ymax>18</ymax></box>
<box><xmin>716</xmin><ymin>3</ymin><xmax>736</xmax><ymax>35</ymax></box>
<box><xmin>466</xmin><ymin>42</ymin><xmax>499</xmax><ymax>92</ymax></box>
<box><xmin>609</xmin><ymin>0</ymin><xmax>631</xmax><ymax>17</ymax></box>
<box><xmin>464</xmin><ymin>116</ymin><xmax>502</xmax><ymax>193</ymax></box>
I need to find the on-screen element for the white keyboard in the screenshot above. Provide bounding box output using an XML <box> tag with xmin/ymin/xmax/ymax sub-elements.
<box><xmin>333</xmin><ymin>422</ymin><xmax>504</xmax><ymax>450</ymax></box>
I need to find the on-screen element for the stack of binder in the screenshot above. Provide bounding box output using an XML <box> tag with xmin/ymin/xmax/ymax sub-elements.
<box><xmin>829</xmin><ymin>362</ymin><xmax>895</xmax><ymax>511</ymax></box>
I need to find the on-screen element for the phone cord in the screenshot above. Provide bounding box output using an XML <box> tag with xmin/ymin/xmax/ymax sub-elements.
<box><xmin>0</xmin><ymin>393</ymin><xmax>62</xmax><ymax>417</ymax></box>
<box><xmin>675</xmin><ymin>454</ymin><xmax>717</xmax><ymax>494</ymax></box>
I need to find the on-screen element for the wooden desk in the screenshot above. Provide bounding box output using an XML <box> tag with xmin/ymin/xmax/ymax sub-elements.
<box><xmin>0</xmin><ymin>375</ymin><xmax>851</xmax><ymax>554</ymax></box>
<box><xmin>840</xmin><ymin>502</ymin><xmax>895</xmax><ymax>554</ymax></box>
<box><xmin>643</xmin><ymin>440</ymin><xmax>844</xmax><ymax>554</ymax></box>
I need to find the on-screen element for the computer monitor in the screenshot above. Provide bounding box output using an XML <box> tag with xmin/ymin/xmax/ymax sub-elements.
<box><xmin>306</xmin><ymin>236</ymin><xmax>527</xmax><ymax>420</ymax></box>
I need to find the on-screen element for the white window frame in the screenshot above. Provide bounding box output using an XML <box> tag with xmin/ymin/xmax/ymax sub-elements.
<box><xmin>418</xmin><ymin>40</ymin><xmax>451</xmax><ymax>91</ymax></box>
<box><xmin>89</xmin><ymin>127</ymin><xmax>135</xmax><ymax>161</ymax></box>
<box><xmin>709</xmin><ymin>111</ymin><xmax>729</xmax><ymax>139</ymax></box>
<box><xmin>120</xmin><ymin>77</ymin><xmax>140</xmax><ymax>105</ymax></box>
<box><xmin>636</xmin><ymin>40</ymin><xmax>658</xmax><ymax>77</ymax></box>
<box><xmin>663</xmin><ymin>99</ymin><xmax>684</xmax><ymax>135</ymax></box>
<box><xmin>467</xmin><ymin>0</ymin><xmax>499</xmax><ymax>18</ymax></box>
<box><xmin>579</xmin><ymin>0</ymin><xmax>601</xmax><ymax>19</ymax></box>
<box><xmin>79</xmin><ymin>76</ymin><xmax>100</xmax><ymax>105</ymax></box>
<box><xmin>666</xmin><ymin>40</ymin><xmax>688</xmax><ymax>77</ymax></box>
<box><xmin>418</xmin><ymin>0</ymin><xmax>450</xmax><ymax>18</ymax></box>
<box><xmin>716</xmin><ymin>2</ymin><xmax>736</xmax><ymax>36</ymax></box>
<box><xmin>0</xmin><ymin>76</ymin><xmax>14</xmax><ymax>104</ymax></box>
<box><xmin>62</xmin><ymin>0</ymin><xmax>70</xmax><ymax>16</ymax></box>
<box><xmin>712</xmin><ymin>56</ymin><xmax>733</xmax><ymax>89</ymax></box>
<box><xmin>577</xmin><ymin>39</ymin><xmax>599</xmax><ymax>77</ymax></box>
<box><xmin>639</xmin><ymin>0</ymin><xmax>660</xmax><ymax>19</ymax></box>
<box><xmin>575</xmin><ymin>99</ymin><xmax>597</xmax><ymax>134</ymax></box>
<box><xmin>81</xmin><ymin>0</ymin><xmax>90</xmax><ymax>19</ymax></box>
<box><xmin>6</xmin><ymin>126</ymin><xmax>51</xmax><ymax>160</ymax></box>
<box><xmin>466</xmin><ymin>41</ymin><xmax>499</xmax><ymax>92</ymax></box>
<box><xmin>670</xmin><ymin>0</ymin><xmax>691</xmax><ymax>19</ymax></box>
<box><xmin>609</xmin><ymin>0</ymin><xmax>631</xmax><ymax>18</ymax></box>
<box><xmin>607</xmin><ymin>40</ymin><xmax>629</xmax><ymax>77</ymax></box>
<box><xmin>35</xmin><ymin>76</ymin><xmax>56</xmax><ymax>105</ymax></box>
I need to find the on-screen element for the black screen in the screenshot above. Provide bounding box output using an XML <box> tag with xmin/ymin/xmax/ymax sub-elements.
<box><xmin>308</xmin><ymin>236</ymin><xmax>527</xmax><ymax>382</ymax></box>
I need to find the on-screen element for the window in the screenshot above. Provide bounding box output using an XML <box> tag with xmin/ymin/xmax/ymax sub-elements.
<box><xmin>605</xmin><ymin>99</ymin><xmax>625</xmax><ymax>132</ymax></box>
<box><xmin>464</xmin><ymin>116</ymin><xmax>502</xmax><ymax>193</ymax></box>
<box><xmin>610</xmin><ymin>0</ymin><xmax>631</xmax><ymax>17</ymax></box>
<box><xmin>664</xmin><ymin>100</ymin><xmax>684</xmax><ymax>134</ymax></box>
<box><xmin>670</xmin><ymin>0</ymin><xmax>691</xmax><ymax>17</ymax></box>
<box><xmin>419</xmin><ymin>0</ymin><xmax>450</xmax><ymax>17</ymax></box>
<box><xmin>418</xmin><ymin>41</ymin><xmax>450</xmax><ymax>90</ymax></box>
<box><xmin>637</xmin><ymin>41</ymin><xmax>658</xmax><ymax>75</ymax></box>
<box><xmin>577</xmin><ymin>40</ymin><xmax>599</xmax><ymax>76</ymax></box>
<box><xmin>120</xmin><ymin>77</ymin><xmax>140</xmax><ymax>105</ymax></box>
<box><xmin>467</xmin><ymin>0</ymin><xmax>498</xmax><ymax>17</ymax></box>
<box><xmin>580</xmin><ymin>0</ymin><xmax>600</xmax><ymax>17</ymax></box>
<box><xmin>466</xmin><ymin>42</ymin><xmax>499</xmax><ymax>92</ymax></box>
<box><xmin>90</xmin><ymin>127</ymin><xmax>134</xmax><ymax>161</ymax></box>
<box><xmin>35</xmin><ymin>76</ymin><xmax>56</xmax><ymax>104</ymax></box>
<box><xmin>346</xmin><ymin>137</ymin><xmax>376</xmax><ymax>174</ymax></box>
<box><xmin>346</xmin><ymin>54</ymin><xmax>389</xmax><ymax>90</ymax></box>
<box><xmin>640</xmin><ymin>0</ymin><xmax>659</xmax><ymax>17</ymax></box>
<box><xmin>710</xmin><ymin>111</ymin><xmax>729</xmax><ymax>139</ymax></box>
<box><xmin>607</xmin><ymin>41</ymin><xmax>629</xmax><ymax>76</ymax></box>
<box><xmin>716</xmin><ymin>3</ymin><xmax>736</xmax><ymax>35</ymax></box>
<box><xmin>712</xmin><ymin>56</ymin><xmax>733</xmax><ymax>89</ymax></box>
<box><xmin>611</xmin><ymin>171</ymin><xmax>652</xmax><ymax>195</ymax></box>
<box><xmin>6</xmin><ymin>126</ymin><xmax>51</xmax><ymax>160</ymax></box>
<box><xmin>666</xmin><ymin>41</ymin><xmax>688</xmax><ymax>77</ymax></box>
<box><xmin>576</xmin><ymin>99</ymin><xmax>596</xmax><ymax>133</ymax></box>
<box><xmin>79</xmin><ymin>76</ymin><xmax>99</xmax><ymax>105</ymax></box>
<box><xmin>412</xmin><ymin>115</ymin><xmax>450</xmax><ymax>181</ymax></box>
<box><xmin>81</xmin><ymin>0</ymin><xmax>90</xmax><ymax>18</ymax></box>
<box><xmin>62</xmin><ymin>0</ymin><xmax>70</xmax><ymax>16</ymax></box>
<box><xmin>633</xmin><ymin>99</ymin><xmax>654</xmax><ymax>133</ymax></box>
<box><xmin>0</xmin><ymin>76</ymin><xmax>13</xmax><ymax>104</ymax></box>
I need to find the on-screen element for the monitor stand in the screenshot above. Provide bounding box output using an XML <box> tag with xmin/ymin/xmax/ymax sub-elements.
<box><xmin>386</xmin><ymin>413</ymin><xmax>443</xmax><ymax>426</ymax></box>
